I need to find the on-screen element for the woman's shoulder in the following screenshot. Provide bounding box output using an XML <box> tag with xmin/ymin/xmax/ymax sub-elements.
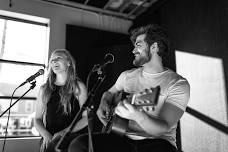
<box><xmin>75</xmin><ymin>79</ymin><xmax>87</xmax><ymax>92</ymax></box>
<box><xmin>75</xmin><ymin>79</ymin><xmax>84</xmax><ymax>86</ymax></box>
<box><xmin>74</xmin><ymin>79</ymin><xmax>87</xmax><ymax>101</ymax></box>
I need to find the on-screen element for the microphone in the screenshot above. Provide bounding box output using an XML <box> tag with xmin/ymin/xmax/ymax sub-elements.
<box><xmin>19</xmin><ymin>69</ymin><xmax>44</xmax><ymax>87</ymax></box>
<box><xmin>93</xmin><ymin>53</ymin><xmax>115</xmax><ymax>73</ymax></box>
<box><xmin>101</xmin><ymin>53</ymin><xmax>115</xmax><ymax>67</ymax></box>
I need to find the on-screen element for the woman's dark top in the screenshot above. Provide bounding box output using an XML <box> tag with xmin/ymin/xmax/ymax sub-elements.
<box><xmin>46</xmin><ymin>85</ymin><xmax>80</xmax><ymax>135</ymax></box>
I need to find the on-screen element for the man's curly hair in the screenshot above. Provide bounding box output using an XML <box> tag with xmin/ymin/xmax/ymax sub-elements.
<box><xmin>130</xmin><ymin>24</ymin><xmax>170</xmax><ymax>58</ymax></box>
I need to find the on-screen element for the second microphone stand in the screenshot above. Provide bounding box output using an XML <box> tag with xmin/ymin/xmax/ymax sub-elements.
<box><xmin>56</xmin><ymin>68</ymin><xmax>106</xmax><ymax>152</ymax></box>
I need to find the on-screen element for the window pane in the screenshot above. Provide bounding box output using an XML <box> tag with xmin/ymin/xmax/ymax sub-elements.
<box><xmin>0</xmin><ymin>19</ymin><xmax>48</xmax><ymax>63</ymax></box>
<box><xmin>0</xmin><ymin>19</ymin><xmax>5</xmax><ymax>52</ymax></box>
<box><xmin>0</xmin><ymin>62</ymin><xmax>45</xmax><ymax>97</ymax></box>
<box><xmin>0</xmin><ymin>99</ymin><xmax>39</xmax><ymax>137</ymax></box>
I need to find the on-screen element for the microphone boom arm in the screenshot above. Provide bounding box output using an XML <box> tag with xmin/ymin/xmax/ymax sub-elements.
<box><xmin>0</xmin><ymin>81</ymin><xmax>36</xmax><ymax>118</ymax></box>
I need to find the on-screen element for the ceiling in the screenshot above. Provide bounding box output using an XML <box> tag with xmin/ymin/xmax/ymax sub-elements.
<box><xmin>41</xmin><ymin>0</ymin><xmax>160</xmax><ymax>20</ymax></box>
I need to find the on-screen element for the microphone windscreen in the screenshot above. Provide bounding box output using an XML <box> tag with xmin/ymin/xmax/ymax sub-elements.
<box><xmin>105</xmin><ymin>53</ymin><xmax>114</xmax><ymax>63</ymax></box>
<box><xmin>38</xmin><ymin>69</ymin><xmax>45</xmax><ymax>75</ymax></box>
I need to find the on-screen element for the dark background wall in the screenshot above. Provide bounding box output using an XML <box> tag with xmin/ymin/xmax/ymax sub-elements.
<box><xmin>66</xmin><ymin>25</ymin><xmax>133</xmax><ymax>85</ymax></box>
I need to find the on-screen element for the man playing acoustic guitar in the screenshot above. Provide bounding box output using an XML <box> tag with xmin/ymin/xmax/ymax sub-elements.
<box><xmin>68</xmin><ymin>24</ymin><xmax>190</xmax><ymax>152</ymax></box>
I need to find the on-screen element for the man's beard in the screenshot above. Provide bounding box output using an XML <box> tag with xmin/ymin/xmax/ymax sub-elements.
<box><xmin>133</xmin><ymin>48</ymin><xmax>151</xmax><ymax>67</ymax></box>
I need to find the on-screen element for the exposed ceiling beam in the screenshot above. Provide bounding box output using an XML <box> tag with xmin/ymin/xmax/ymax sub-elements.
<box><xmin>134</xmin><ymin>0</ymin><xmax>159</xmax><ymax>18</ymax></box>
<box><xmin>37</xmin><ymin>0</ymin><xmax>135</xmax><ymax>20</ymax></box>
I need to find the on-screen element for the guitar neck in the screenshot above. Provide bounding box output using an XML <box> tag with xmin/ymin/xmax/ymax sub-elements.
<box><xmin>134</xmin><ymin>103</ymin><xmax>155</xmax><ymax>107</ymax></box>
<box><xmin>126</xmin><ymin>130</ymin><xmax>152</xmax><ymax>137</ymax></box>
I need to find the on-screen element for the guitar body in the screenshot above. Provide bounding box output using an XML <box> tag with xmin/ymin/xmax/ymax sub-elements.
<box><xmin>102</xmin><ymin>86</ymin><xmax>160</xmax><ymax>136</ymax></box>
<box><xmin>102</xmin><ymin>91</ymin><xmax>129</xmax><ymax>135</ymax></box>
<box><xmin>105</xmin><ymin>115</ymin><xmax>129</xmax><ymax>136</ymax></box>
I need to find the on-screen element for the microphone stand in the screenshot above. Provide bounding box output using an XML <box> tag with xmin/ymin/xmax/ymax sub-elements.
<box><xmin>0</xmin><ymin>81</ymin><xmax>36</xmax><ymax>118</ymax></box>
<box><xmin>56</xmin><ymin>69</ymin><xmax>106</xmax><ymax>152</ymax></box>
<box><xmin>0</xmin><ymin>81</ymin><xmax>36</xmax><ymax>152</ymax></box>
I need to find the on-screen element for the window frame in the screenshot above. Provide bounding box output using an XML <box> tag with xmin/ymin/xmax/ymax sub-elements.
<box><xmin>0</xmin><ymin>11</ymin><xmax>50</xmax><ymax>138</ymax></box>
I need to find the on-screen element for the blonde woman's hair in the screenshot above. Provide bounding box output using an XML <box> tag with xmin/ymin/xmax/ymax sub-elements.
<box><xmin>42</xmin><ymin>49</ymin><xmax>80</xmax><ymax>114</ymax></box>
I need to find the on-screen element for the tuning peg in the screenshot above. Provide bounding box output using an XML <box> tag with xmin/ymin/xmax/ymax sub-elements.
<box><xmin>145</xmin><ymin>88</ymin><xmax>151</xmax><ymax>93</ymax></box>
<box><xmin>152</xmin><ymin>106</ymin><xmax>155</xmax><ymax>111</ymax></box>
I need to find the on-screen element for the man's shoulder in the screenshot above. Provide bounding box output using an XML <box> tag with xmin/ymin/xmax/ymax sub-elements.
<box><xmin>121</xmin><ymin>67</ymin><xmax>142</xmax><ymax>75</ymax></box>
<box><xmin>166</xmin><ymin>69</ymin><xmax>190</xmax><ymax>87</ymax></box>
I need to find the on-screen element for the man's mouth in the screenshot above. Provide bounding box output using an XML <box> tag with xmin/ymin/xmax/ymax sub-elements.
<box><xmin>134</xmin><ymin>53</ymin><xmax>140</xmax><ymax>57</ymax></box>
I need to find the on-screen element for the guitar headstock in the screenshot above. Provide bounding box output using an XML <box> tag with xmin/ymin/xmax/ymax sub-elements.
<box><xmin>112</xmin><ymin>86</ymin><xmax>160</xmax><ymax>110</ymax></box>
<box><xmin>132</xmin><ymin>86</ymin><xmax>160</xmax><ymax>108</ymax></box>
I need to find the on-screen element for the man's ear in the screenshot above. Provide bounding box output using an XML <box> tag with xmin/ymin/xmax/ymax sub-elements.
<box><xmin>150</xmin><ymin>42</ymin><xmax>159</xmax><ymax>53</ymax></box>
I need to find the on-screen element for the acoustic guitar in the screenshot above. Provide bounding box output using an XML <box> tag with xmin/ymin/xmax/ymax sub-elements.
<box><xmin>102</xmin><ymin>86</ymin><xmax>160</xmax><ymax>136</ymax></box>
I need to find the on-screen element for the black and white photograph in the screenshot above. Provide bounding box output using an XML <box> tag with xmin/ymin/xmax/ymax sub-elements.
<box><xmin>0</xmin><ymin>0</ymin><xmax>227</xmax><ymax>152</ymax></box>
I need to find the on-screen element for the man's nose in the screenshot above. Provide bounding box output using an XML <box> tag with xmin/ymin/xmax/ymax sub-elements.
<box><xmin>132</xmin><ymin>48</ymin><xmax>137</xmax><ymax>53</ymax></box>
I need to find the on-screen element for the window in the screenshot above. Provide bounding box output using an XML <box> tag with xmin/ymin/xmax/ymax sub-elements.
<box><xmin>0</xmin><ymin>10</ymin><xmax>49</xmax><ymax>137</ymax></box>
<box><xmin>175</xmin><ymin>50</ymin><xmax>228</xmax><ymax>152</ymax></box>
